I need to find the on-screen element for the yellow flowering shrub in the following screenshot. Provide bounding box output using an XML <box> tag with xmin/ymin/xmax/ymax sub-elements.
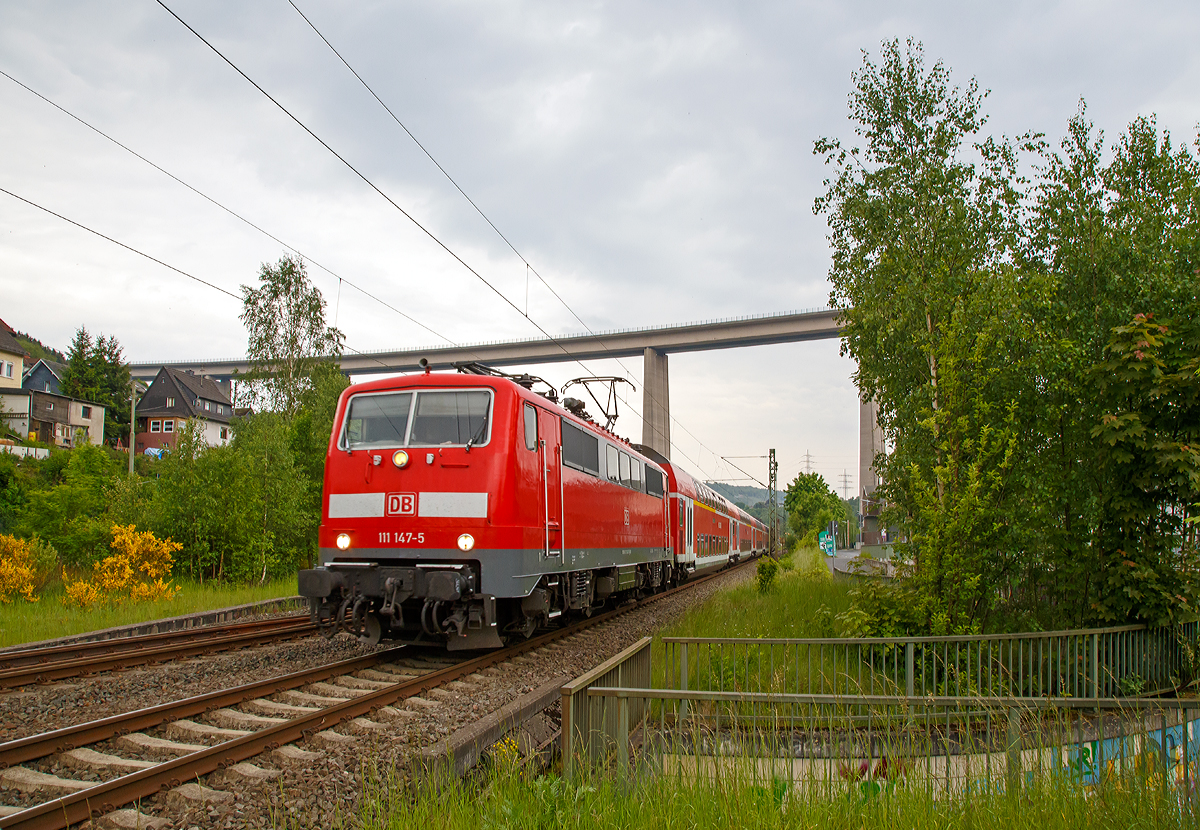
<box><xmin>63</xmin><ymin>525</ymin><xmax>183</xmax><ymax>608</ymax></box>
<box><xmin>0</xmin><ymin>534</ymin><xmax>38</xmax><ymax>603</ymax></box>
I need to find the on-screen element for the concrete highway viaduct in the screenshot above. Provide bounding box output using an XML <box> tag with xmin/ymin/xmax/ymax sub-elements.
<box><xmin>130</xmin><ymin>307</ymin><xmax>882</xmax><ymax>510</ymax></box>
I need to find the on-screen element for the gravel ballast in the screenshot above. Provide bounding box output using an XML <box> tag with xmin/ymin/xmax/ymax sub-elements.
<box><xmin>1</xmin><ymin>564</ymin><xmax>754</xmax><ymax>828</ymax></box>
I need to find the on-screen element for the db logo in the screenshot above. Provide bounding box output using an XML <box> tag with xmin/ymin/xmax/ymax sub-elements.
<box><xmin>386</xmin><ymin>493</ymin><xmax>416</xmax><ymax>516</ymax></box>
<box><xmin>623</xmin><ymin>508</ymin><xmax>630</xmax><ymax>527</ymax></box>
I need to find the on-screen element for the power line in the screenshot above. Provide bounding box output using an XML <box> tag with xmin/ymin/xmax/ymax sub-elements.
<box><xmin>0</xmin><ymin>67</ymin><xmax>459</xmax><ymax>349</ymax></box>
<box><xmin>156</xmin><ymin>0</ymin><xmax>728</xmax><ymax>480</ymax></box>
<box><xmin>0</xmin><ymin>184</ymin><xmax>396</xmax><ymax>371</ymax></box>
<box><xmin>283</xmin><ymin>3</ymin><xmax>737</xmax><ymax>479</ymax></box>
<box><xmin>0</xmin><ymin>185</ymin><xmax>239</xmax><ymax>299</ymax></box>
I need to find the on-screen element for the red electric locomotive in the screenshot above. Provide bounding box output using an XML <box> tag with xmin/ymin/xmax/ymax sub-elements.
<box><xmin>300</xmin><ymin>363</ymin><xmax>769</xmax><ymax>649</ymax></box>
<box><xmin>300</xmin><ymin>364</ymin><xmax>684</xmax><ymax>649</ymax></box>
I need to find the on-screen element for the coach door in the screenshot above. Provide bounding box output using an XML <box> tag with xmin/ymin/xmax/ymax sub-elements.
<box><xmin>537</xmin><ymin>408</ymin><xmax>563</xmax><ymax>557</ymax></box>
<box><xmin>685</xmin><ymin>499</ymin><xmax>694</xmax><ymax>561</ymax></box>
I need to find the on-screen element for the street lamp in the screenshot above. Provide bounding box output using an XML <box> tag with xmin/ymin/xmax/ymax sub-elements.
<box><xmin>128</xmin><ymin>380</ymin><xmax>147</xmax><ymax>477</ymax></box>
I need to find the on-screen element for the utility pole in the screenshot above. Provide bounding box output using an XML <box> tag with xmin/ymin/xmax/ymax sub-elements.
<box><xmin>766</xmin><ymin>448</ymin><xmax>779</xmax><ymax>557</ymax></box>
<box><xmin>127</xmin><ymin>380</ymin><xmax>145</xmax><ymax>477</ymax></box>
<box><xmin>802</xmin><ymin>450</ymin><xmax>814</xmax><ymax>474</ymax></box>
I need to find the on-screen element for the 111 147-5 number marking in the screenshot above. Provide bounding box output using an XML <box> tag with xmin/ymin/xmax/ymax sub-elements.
<box><xmin>378</xmin><ymin>532</ymin><xmax>425</xmax><ymax>544</ymax></box>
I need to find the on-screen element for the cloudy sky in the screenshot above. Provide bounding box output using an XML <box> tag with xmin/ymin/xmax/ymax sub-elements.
<box><xmin>2</xmin><ymin>1</ymin><xmax>1198</xmax><ymax>492</ymax></box>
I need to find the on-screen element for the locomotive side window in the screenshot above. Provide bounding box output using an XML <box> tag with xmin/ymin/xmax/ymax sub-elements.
<box><xmin>343</xmin><ymin>392</ymin><xmax>413</xmax><ymax>449</ymax></box>
<box><xmin>409</xmin><ymin>390</ymin><xmax>491</xmax><ymax>446</ymax></box>
<box><xmin>607</xmin><ymin>445</ymin><xmax>620</xmax><ymax>483</ymax></box>
<box><xmin>618</xmin><ymin>452</ymin><xmax>631</xmax><ymax>488</ymax></box>
<box><xmin>562</xmin><ymin>420</ymin><xmax>600</xmax><ymax>474</ymax></box>
<box><xmin>646</xmin><ymin>467</ymin><xmax>665</xmax><ymax>498</ymax></box>
<box><xmin>523</xmin><ymin>403</ymin><xmax>538</xmax><ymax>451</ymax></box>
<box><xmin>630</xmin><ymin>458</ymin><xmax>643</xmax><ymax>492</ymax></box>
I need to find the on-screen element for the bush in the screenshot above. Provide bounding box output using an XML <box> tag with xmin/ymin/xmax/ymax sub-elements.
<box><xmin>756</xmin><ymin>557</ymin><xmax>780</xmax><ymax>592</ymax></box>
<box><xmin>64</xmin><ymin>524</ymin><xmax>182</xmax><ymax>608</ymax></box>
<box><xmin>0</xmin><ymin>534</ymin><xmax>38</xmax><ymax>603</ymax></box>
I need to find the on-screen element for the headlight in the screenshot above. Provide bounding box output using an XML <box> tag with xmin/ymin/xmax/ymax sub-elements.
<box><xmin>392</xmin><ymin>450</ymin><xmax>409</xmax><ymax>468</ymax></box>
<box><xmin>457</xmin><ymin>533</ymin><xmax>475</xmax><ymax>552</ymax></box>
<box><xmin>336</xmin><ymin>533</ymin><xmax>351</xmax><ymax>550</ymax></box>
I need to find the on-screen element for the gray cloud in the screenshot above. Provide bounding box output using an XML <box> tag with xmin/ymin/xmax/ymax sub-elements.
<box><xmin>2</xmin><ymin>0</ymin><xmax>1198</xmax><ymax>487</ymax></box>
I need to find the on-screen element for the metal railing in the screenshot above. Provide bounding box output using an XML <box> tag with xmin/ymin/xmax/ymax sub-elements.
<box><xmin>663</xmin><ymin>621</ymin><xmax>1200</xmax><ymax>701</ymax></box>
<box><xmin>561</xmin><ymin>636</ymin><xmax>652</xmax><ymax>778</ymax></box>
<box><xmin>580</xmin><ymin>687</ymin><xmax>1200</xmax><ymax>795</ymax></box>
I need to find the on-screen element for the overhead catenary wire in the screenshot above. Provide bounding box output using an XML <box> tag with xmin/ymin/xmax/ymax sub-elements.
<box><xmin>283</xmin><ymin>2</ymin><xmax>742</xmax><ymax>479</ymax></box>
<box><xmin>0</xmin><ymin>67</ymin><xmax>458</xmax><ymax>350</ymax></box>
<box><xmin>0</xmin><ymin>185</ymin><xmax>238</xmax><ymax>300</ymax></box>
<box><xmin>0</xmin><ymin>184</ymin><xmax>395</xmax><ymax>371</ymax></box>
<box><xmin>155</xmin><ymin>0</ymin><xmax>728</xmax><ymax>479</ymax></box>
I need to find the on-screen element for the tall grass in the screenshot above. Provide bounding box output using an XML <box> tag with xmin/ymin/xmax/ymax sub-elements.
<box><xmin>661</xmin><ymin>546</ymin><xmax>853</xmax><ymax>641</ymax></box>
<box><xmin>361</xmin><ymin>759</ymin><xmax>1199</xmax><ymax>830</ymax></box>
<box><xmin>0</xmin><ymin>576</ymin><xmax>298</xmax><ymax>648</ymax></box>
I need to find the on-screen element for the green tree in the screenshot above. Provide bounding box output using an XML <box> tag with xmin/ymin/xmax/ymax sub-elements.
<box><xmin>1089</xmin><ymin>313</ymin><xmax>1200</xmax><ymax>624</ymax></box>
<box><xmin>17</xmin><ymin>443</ymin><xmax>117</xmax><ymax>566</ymax></box>
<box><xmin>60</xmin><ymin>328</ymin><xmax>102</xmax><ymax>404</ymax></box>
<box><xmin>784</xmin><ymin>472</ymin><xmax>842</xmax><ymax>544</ymax></box>
<box><xmin>60</xmin><ymin>327</ymin><xmax>131</xmax><ymax>444</ymax></box>
<box><xmin>239</xmin><ymin>255</ymin><xmax>344</xmax><ymax>416</ymax></box>
<box><xmin>815</xmin><ymin>39</ymin><xmax>1031</xmax><ymax>633</ymax></box>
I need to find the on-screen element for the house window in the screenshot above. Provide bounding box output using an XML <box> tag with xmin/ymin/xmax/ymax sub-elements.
<box><xmin>44</xmin><ymin>382</ymin><xmax>50</xmax><ymax>392</ymax></box>
<box><xmin>150</xmin><ymin>420</ymin><xmax>161</xmax><ymax>433</ymax></box>
<box><xmin>81</xmin><ymin>406</ymin><xmax>92</xmax><ymax>418</ymax></box>
<box><xmin>47</xmin><ymin>402</ymin><xmax>54</xmax><ymax>411</ymax></box>
<box><xmin>220</xmin><ymin>427</ymin><xmax>228</xmax><ymax>440</ymax></box>
<box><xmin>163</xmin><ymin>420</ymin><xmax>174</xmax><ymax>433</ymax></box>
<box><xmin>204</xmin><ymin>401</ymin><xmax>210</xmax><ymax>411</ymax></box>
<box><xmin>166</xmin><ymin>397</ymin><xmax>175</xmax><ymax>408</ymax></box>
<box><xmin>3</xmin><ymin>362</ymin><xmax>11</xmax><ymax>378</ymax></box>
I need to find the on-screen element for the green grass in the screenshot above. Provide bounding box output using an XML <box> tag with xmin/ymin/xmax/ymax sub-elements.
<box><xmin>359</xmin><ymin>761</ymin><xmax>1198</xmax><ymax>830</ymax></box>
<box><xmin>661</xmin><ymin>546</ymin><xmax>854</xmax><ymax>641</ymax></box>
<box><xmin>0</xmin><ymin>576</ymin><xmax>298</xmax><ymax>648</ymax></box>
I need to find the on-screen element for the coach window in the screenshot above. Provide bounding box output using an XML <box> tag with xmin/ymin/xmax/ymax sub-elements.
<box><xmin>523</xmin><ymin>403</ymin><xmax>538</xmax><ymax>451</ymax></box>
<box><xmin>607</xmin><ymin>445</ymin><xmax>620</xmax><ymax>483</ymax></box>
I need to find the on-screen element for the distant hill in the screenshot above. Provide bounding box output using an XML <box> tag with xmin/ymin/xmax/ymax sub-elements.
<box><xmin>13</xmin><ymin>331</ymin><xmax>64</xmax><ymax>364</ymax></box>
<box><xmin>706</xmin><ymin>481</ymin><xmax>783</xmax><ymax>508</ymax></box>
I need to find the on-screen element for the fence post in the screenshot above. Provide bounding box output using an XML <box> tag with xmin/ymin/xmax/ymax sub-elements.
<box><xmin>1091</xmin><ymin>633</ymin><xmax>1100</xmax><ymax>697</ymax></box>
<box><xmin>905</xmin><ymin>642</ymin><xmax>915</xmax><ymax>698</ymax></box>
<box><xmin>618</xmin><ymin>695</ymin><xmax>631</xmax><ymax>781</ymax></box>
<box><xmin>680</xmin><ymin>645</ymin><xmax>689</xmax><ymax>722</ymax></box>
<box><xmin>561</xmin><ymin>687</ymin><xmax>575</xmax><ymax>780</ymax></box>
<box><xmin>1006</xmin><ymin>705</ymin><xmax>1022</xmax><ymax>791</ymax></box>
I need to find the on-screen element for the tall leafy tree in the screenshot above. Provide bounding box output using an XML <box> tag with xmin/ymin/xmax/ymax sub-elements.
<box><xmin>240</xmin><ymin>255</ymin><xmax>344</xmax><ymax>416</ymax></box>
<box><xmin>815</xmin><ymin>39</ymin><xmax>1033</xmax><ymax>633</ymax></box>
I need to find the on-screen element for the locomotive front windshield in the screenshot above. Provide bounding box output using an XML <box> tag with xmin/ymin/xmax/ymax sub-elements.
<box><xmin>342</xmin><ymin>390</ymin><xmax>492</xmax><ymax>449</ymax></box>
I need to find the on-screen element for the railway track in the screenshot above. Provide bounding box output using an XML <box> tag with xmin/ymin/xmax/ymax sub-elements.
<box><xmin>0</xmin><ymin>615</ymin><xmax>316</xmax><ymax>690</ymax></box>
<box><xmin>0</xmin><ymin>558</ymin><xmax>757</xmax><ymax>830</ymax></box>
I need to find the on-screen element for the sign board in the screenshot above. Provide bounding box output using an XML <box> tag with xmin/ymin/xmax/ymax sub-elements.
<box><xmin>819</xmin><ymin>530</ymin><xmax>836</xmax><ymax>558</ymax></box>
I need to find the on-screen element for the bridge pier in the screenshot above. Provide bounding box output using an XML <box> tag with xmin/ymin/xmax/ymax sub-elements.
<box><xmin>641</xmin><ymin>347</ymin><xmax>671</xmax><ymax>460</ymax></box>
